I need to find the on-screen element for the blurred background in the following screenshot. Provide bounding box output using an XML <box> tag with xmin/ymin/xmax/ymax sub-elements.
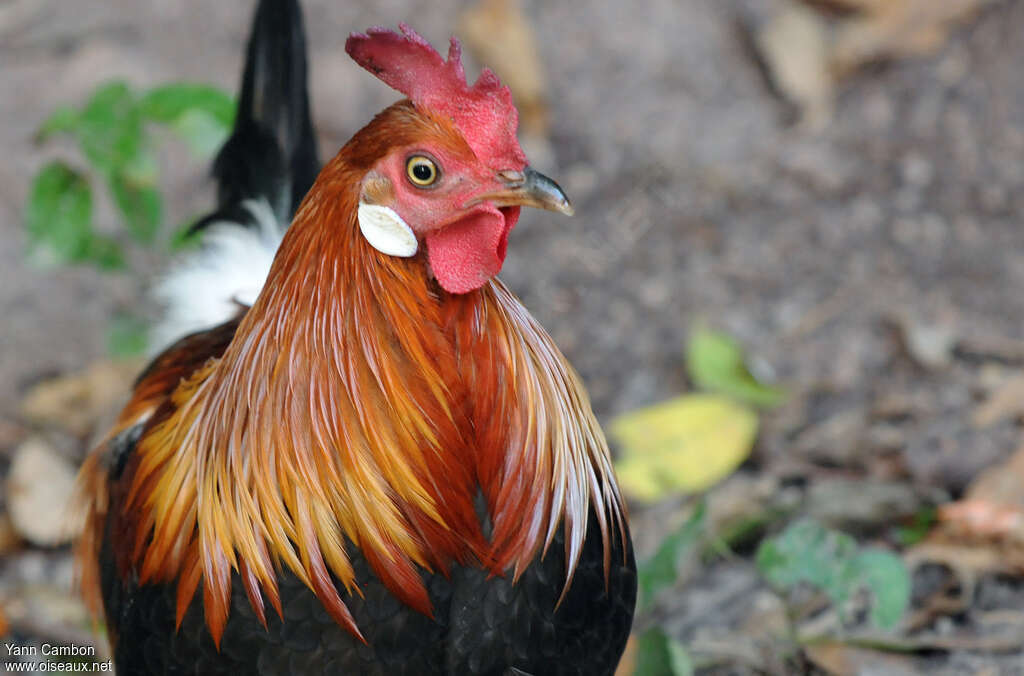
<box><xmin>4</xmin><ymin>0</ymin><xmax>1024</xmax><ymax>673</ymax></box>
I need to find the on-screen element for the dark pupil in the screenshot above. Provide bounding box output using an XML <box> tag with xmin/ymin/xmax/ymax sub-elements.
<box><xmin>412</xmin><ymin>163</ymin><xmax>433</xmax><ymax>182</ymax></box>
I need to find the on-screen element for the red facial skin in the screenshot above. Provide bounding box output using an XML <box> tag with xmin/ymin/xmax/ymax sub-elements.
<box><xmin>366</xmin><ymin>145</ymin><xmax>521</xmax><ymax>294</ymax></box>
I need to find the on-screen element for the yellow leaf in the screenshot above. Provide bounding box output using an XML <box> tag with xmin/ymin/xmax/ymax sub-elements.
<box><xmin>611</xmin><ymin>394</ymin><xmax>758</xmax><ymax>501</ymax></box>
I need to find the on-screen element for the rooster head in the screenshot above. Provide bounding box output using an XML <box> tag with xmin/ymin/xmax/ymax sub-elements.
<box><xmin>344</xmin><ymin>24</ymin><xmax>572</xmax><ymax>294</ymax></box>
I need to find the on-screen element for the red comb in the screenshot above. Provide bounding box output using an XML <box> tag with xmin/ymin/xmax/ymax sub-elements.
<box><xmin>346</xmin><ymin>24</ymin><xmax>526</xmax><ymax>170</ymax></box>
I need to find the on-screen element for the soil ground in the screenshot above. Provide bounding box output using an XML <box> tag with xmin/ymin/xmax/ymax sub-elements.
<box><xmin>4</xmin><ymin>0</ymin><xmax>1024</xmax><ymax>673</ymax></box>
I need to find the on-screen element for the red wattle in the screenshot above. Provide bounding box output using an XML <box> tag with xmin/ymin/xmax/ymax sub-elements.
<box><xmin>426</xmin><ymin>207</ymin><xmax>520</xmax><ymax>294</ymax></box>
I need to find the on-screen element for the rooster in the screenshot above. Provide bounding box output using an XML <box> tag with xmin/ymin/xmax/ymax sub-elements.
<box><xmin>76</xmin><ymin>1</ymin><xmax>636</xmax><ymax>674</ymax></box>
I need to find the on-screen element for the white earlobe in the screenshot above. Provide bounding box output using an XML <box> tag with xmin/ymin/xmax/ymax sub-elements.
<box><xmin>357</xmin><ymin>203</ymin><xmax>418</xmax><ymax>257</ymax></box>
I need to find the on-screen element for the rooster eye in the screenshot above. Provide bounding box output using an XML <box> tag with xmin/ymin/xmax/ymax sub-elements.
<box><xmin>406</xmin><ymin>156</ymin><xmax>439</xmax><ymax>187</ymax></box>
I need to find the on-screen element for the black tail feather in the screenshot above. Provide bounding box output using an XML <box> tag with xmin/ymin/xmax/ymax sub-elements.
<box><xmin>193</xmin><ymin>0</ymin><xmax>319</xmax><ymax>234</ymax></box>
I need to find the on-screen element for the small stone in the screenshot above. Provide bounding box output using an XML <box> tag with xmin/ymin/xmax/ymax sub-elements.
<box><xmin>898</xmin><ymin>319</ymin><xmax>957</xmax><ymax>370</ymax></box>
<box><xmin>901</xmin><ymin>154</ymin><xmax>934</xmax><ymax>188</ymax></box>
<box><xmin>6</xmin><ymin>437</ymin><xmax>81</xmax><ymax>546</ymax></box>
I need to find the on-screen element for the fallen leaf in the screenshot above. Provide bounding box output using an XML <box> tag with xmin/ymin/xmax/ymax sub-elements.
<box><xmin>804</xmin><ymin>641</ymin><xmax>918</xmax><ymax>676</ymax></box>
<box><xmin>687</xmin><ymin>326</ymin><xmax>787</xmax><ymax>408</ymax></box>
<box><xmin>612</xmin><ymin>394</ymin><xmax>758</xmax><ymax>501</ymax></box>
<box><xmin>905</xmin><ymin>542</ymin><xmax>1010</xmax><ymax>614</ymax></box>
<box><xmin>633</xmin><ymin>629</ymin><xmax>694</xmax><ymax>676</ymax></box>
<box><xmin>964</xmin><ymin>441</ymin><xmax>1024</xmax><ymax>507</ymax></box>
<box><xmin>6</xmin><ymin>437</ymin><xmax>80</xmax><ymax>546</ymax></box>
<box><xmin>757</xmin><ymin>519</ymin><xmax>910</xmax><ymax>630</ymax></box>
<box><xmin>938</xmin><ymin>500</ymin><xmax>1024</xmax><ymax>542</ymax></box>
<box><xmin>972</xmin><ymin>374</ymin><xmax>1024</xmax><ymax>428</ymax></box>
<box><xmin>459</xmin><ymin>0</ymin><xmax>549</xmax><ymax>136</ymax></box>
<box><xmin>831</xmin><ymin>0</ymin><xmax>996</xmax><ymax>75</ymax></box>
<box><xmin>750</xmin><ymin>0</ymin><xmax>994</xmax><ymax>124</ymax></box>
<box><xmin>854</xmin><ymin>549</ymin><xmax>912</xmax><ymax>628</ymax></box>
<box><xmin>20</xmin><ymin>358</ymin><xmax>141</xmax><ymax>437</ymax></box>
<box><xmin>928</xmin><ymin>441</ymin><xmax>1024</xmax><ymax>552</ymax></box>
<box><xmin>907</xmin><ymin>443</ymin><xmax>1024</xmax><ymax>601</ymax></box>
<box><xmin>753</xmin><ymin>3</ymin><xmax>834</xmax><ymax>128</ymax></box>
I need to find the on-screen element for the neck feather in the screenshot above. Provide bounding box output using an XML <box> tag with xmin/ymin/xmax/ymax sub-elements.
<box><xmin>122</xmin><ymin>156</ymin><xmax>625</xmax><ymax>645</ymax></box>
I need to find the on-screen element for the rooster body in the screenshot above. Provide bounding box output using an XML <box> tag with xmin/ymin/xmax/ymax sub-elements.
<box><xmin>77</xmin><ymin>2</ymin><xmax>636</xmax><ymax>674</ymax></box>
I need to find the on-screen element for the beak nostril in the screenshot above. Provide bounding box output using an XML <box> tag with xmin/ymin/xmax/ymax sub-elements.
<box><xmin>466</xmin><ymin>167</ymin><xmax>574</xmax><ymax>215</ymax></box>
<box><xmin>498</xmin><ymin>169</ymin><xmax>525</xmax><ymax>184</ymax></box>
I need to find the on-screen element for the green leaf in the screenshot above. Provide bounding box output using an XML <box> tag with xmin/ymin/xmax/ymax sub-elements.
<box><xmin>25</xmin><ymin>161</ymin><xmax>95</xmax><ymax>263</ymax></box>
<box><xmin>169</xmin><ymin>218</ymin><xmax>203</xmax><ymax>251</ymax></box>
<box><xmin>666</xmin><ymin>638</ymin><xmax>695</xmax><ymax>676</ymax></box>
<box><xmin>106</xmin><ymin>315</ymin><xmax>149</xmax><ymax>357</ymax></box>
<box><xmin>637</xmin><ymin>500</ymin><xmax>706</xmax><ymax>608</ymax></box>
<box><xmin>37</xmin><ymin>106</ymin><xmax>79</xmax><ymax>140</ymax></box>
<box><xmin>121</xmin><ymin>148</ymin><xmax>159</xmax><ymax>185</ymax></box>
<box><xmin>612</xmin><ymin>394</ymin><xmax>758</xmax><ymax>501</ymax></box>
<box><xmin>687</xmin><ymin>326</ymin><xmax>786</xmax><ymax>408</ymax></box>
<box><xmin>895</xmin><ymin>506</ymin><xmax>936</xmax><ymax>546</ymax></box>
<box><xmin>756</xmin><ymin>519</ymin><xmax>858</xmax><ymax>598</ymax></box>
<box><xmin>85</xmin><ymin>235</ymin><xmax>127</xmax><ymax>271</ymax></box>
<box><xmin>172</xmin><ymin>108</ymin><xmax>231</xmax><ymax>157</ymax></box>
<box><xmin>76</xmin><ymin>81</ymin><xmax>144</xmax><ymax>174</ymax></box>
<box><xmin>756</xmin><ymin>519</ymin><xmax>910</xmax><ymax>630</ymax></box>
<box><xmin>139</xmin><ymin>83</ymin><xmax>235</xmax><ymax>128</ymax></box>
<box><xmin>850</xmin><ymin>549</ymin><xmax>911</xmax><ymax>629</ymax></box>
<box><xmin>634</xmin><ymin>630</ymin><xmax>694</xmax><ymax>676</ymax></box>
<box><xmin>109</xmin><ymin>172</ymin><xmax>162</xmax><ymax>244</ymax></box>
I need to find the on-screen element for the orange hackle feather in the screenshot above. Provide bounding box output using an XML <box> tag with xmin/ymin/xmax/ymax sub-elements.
<box><xmin>75</xmin><ymin>102</ymin><xmax>626</xmax><ymax>646</ymax></box>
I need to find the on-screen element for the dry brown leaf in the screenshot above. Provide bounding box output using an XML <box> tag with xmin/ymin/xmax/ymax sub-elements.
<box><xmin>914</xmin><ymin>442</ymin><xmax>1024</xmax><ymax>574</ymax></box>
<box><xmin>19</xmin><ymin>358</ymin><xmax>141</xmax><ymax>437</ymax></box>
<box><xmin>6</xmin><ymin>437</ymin><xmax>81</xmax><ymax>546</ymax></box>
<box><xmin>938</xmin><ymin>500</ymin><xmax>1024</xmax><ymax>543</ymax></box>
<box><xmin>972</xmin><ymin>374</ymin><xmax>1024</xmax><ymax>428</ymax></box>
<box><xmin>905</xmin><ymin>542</ymin><xmax>1005</xmax><ymax>615</ymax></box>
<box><xmin>459</xmin><ymin>0</ymin><xmax>549</xmax><ymax>136</ymax></box>
<box><xmin>755</xmin><ymin>0</ymin><xmax>993</xmax><ymax>124</ymax></box>
<box><xmin>831</xmin><ymin>0</ymin><xmax>996</xmax><ymax>75</ymax></box>
<box><xmin>804</xmin><ymin>641</ymin><xmax>918</xmax><ymax>676</ymax></box>
<box><xmin>755</xmin><ymin>2</ymin><xmax>834</xmax><ymax>128</ymax></box>
<box><xmin>964</xmin><ymin>440</ymin><xmax>1024</xmax><ymax>505</ymax></box>
<box><xmin>932</xmin><ymin>441</ymin><xmax>1024</xmax><ymax>544</ymax></box>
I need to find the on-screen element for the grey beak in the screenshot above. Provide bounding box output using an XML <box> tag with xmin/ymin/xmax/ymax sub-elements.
<box><xmin>471</xmin><ymin>166</ymin><xmax>575</xmax><ymax>216</ymax></box>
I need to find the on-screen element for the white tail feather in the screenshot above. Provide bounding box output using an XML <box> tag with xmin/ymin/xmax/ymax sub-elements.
<box><xmin>150</xmin><ymin>199</ymin><xmax>282</xmax><ymax>353</ymax></box>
